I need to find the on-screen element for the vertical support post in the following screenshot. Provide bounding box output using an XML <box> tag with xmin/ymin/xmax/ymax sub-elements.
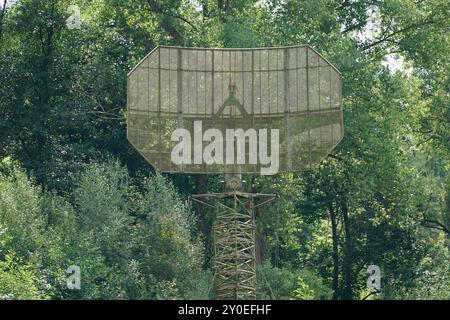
<box><xmin>191</xmin><ymin>188</ymin><xmax>275</xmax><ymax>300</ymax></box>
<box><xmin>177</xmin><ymin>48</ymin><xmax>184</xmax><ymax>172</ymax></box>
<box><xmin>284</xmin><ymin>48</ymin><xmax>292</xmax><ymax>170</ymax></box>
<box><xmin>213</xmin><ymin>176</ymin><xmax>257</xmax><ymax>300</ymax></box>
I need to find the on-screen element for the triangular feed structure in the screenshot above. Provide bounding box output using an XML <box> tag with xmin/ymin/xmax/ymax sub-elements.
<box><xmin>127</xmin><ymin>45</ymin><xmax>343</xmax><ymax>299</ymax></box>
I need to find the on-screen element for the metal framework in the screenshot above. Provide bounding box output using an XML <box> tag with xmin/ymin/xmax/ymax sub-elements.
<box><xmin>191</xmin><ymin>185</ymin><xmax>275</xmax><ymax>299</ymax></box>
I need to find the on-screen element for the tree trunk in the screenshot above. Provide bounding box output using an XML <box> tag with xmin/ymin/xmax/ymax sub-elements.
<box><xmin>201</xmin><ymin>0</ymin><xmax>209</xmax><ymax>17</ymax></box>
<box><xmin>341</xmin><ymin>199</ymin><xmax>354</xmax><ymax>300</ymax></box>
<box><xmin>329</xmin><ymin>203</ymin><xmax>339</xmax><ymax>300</ymax></box>
<box><xmin>217</xmin><ymin>0</ymin><xmax>230</xmax><ymax>22</ymax></box>
<box><xmin>0</xmin><ymin>0</ymin><xmax>7</xmax><ymax>42</ymax></box>
<box><xmin>194</xmin><ymin>174</ymin><xmax>210</xmax><ymax>270</ymax></box>
<box><xmin>195</xmin><ymin>174</ymin><xmax>209</xmax><ymax>236</ymax></box>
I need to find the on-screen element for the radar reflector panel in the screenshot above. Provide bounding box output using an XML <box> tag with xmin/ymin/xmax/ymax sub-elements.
<box><xmin>127</xmin><ymin>45</ymin><xmax>343</xmax><ymax>174</ymax></box>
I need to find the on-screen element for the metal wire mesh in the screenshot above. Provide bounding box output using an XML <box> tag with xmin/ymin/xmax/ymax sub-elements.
<box><xmin>127</xmin><ymin>45</ymin><xmax>343</xmax><ymax>174</ymax></box>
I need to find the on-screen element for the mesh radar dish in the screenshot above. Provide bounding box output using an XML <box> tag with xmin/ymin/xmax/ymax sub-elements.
<box><xmin>127</xmin><ymin>45</ymin><xmax>343</xmax><ymax>300</ymax></box>
<box><xmin>127</xmin><ymin>45</ymin><xmax>343</xmax><ymax>174</ymax></box>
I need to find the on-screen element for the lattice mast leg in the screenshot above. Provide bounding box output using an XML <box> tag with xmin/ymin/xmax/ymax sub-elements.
<box><xmin>191</xmin><ymin>173</ymin><xmax>275</xmax><ymax>300</ymax></box>
<box><xmin>214</xmin><ymin>185</ymin><xmax>256</xmax><ymax>299</ymax></box>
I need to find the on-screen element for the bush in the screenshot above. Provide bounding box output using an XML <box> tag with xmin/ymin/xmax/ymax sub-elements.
<box><xmin>257</xmin><ymin>261</ymin><xmax>332</xmax><ymax>300</ymax></box>
<box><xmin>67</xmin><ymin>161</ymin><xmax>209</xmax><ymax>299</ymax></box>
<box><xmin>0</xmin><ymin>158</ymin><xmax>209</xmax><ymax>299</ymax></box>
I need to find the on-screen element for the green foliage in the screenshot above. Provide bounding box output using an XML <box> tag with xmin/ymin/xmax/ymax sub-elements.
<box><xmin>293</xmin><ymin>277</ymin><xmax>314</xmax><ymax>300</ymax></box>
<box><xmin>257</xmin><ymin>262</ymin><xmax>299</xmax><ymax>300</ymax></box>
<box><xmin>257</xmin><ymin>262</ymin><xmax>332</xmax><ymax>300</ymax></box>
<box><xmin>0</xmin><ymin>159</ymin><xmax>208</xmax><ymax>299</ymax></box>
<box><xmin>0</xmin><ymin>252</ymin><xmax>48</xmax><ymax>300</ymax></box>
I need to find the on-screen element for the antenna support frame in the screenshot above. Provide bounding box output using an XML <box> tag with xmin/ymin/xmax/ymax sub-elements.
<box><xmin>191</xmin><ymin>177</ymin><xmax>275</xmax><ymax>300</ymax></box>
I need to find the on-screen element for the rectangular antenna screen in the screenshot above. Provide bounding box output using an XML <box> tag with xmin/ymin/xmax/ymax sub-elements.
<box><xmin>127</xmin><ymin>45</ymin><xmax>343</xmax><ymax>174</ymax></box>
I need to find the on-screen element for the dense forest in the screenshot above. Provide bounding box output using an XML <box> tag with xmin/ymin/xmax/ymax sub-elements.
<box><xmin>0</xmin><ymin>0</ymin><xmax>448</xmax><ymax>300</ymax></box>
